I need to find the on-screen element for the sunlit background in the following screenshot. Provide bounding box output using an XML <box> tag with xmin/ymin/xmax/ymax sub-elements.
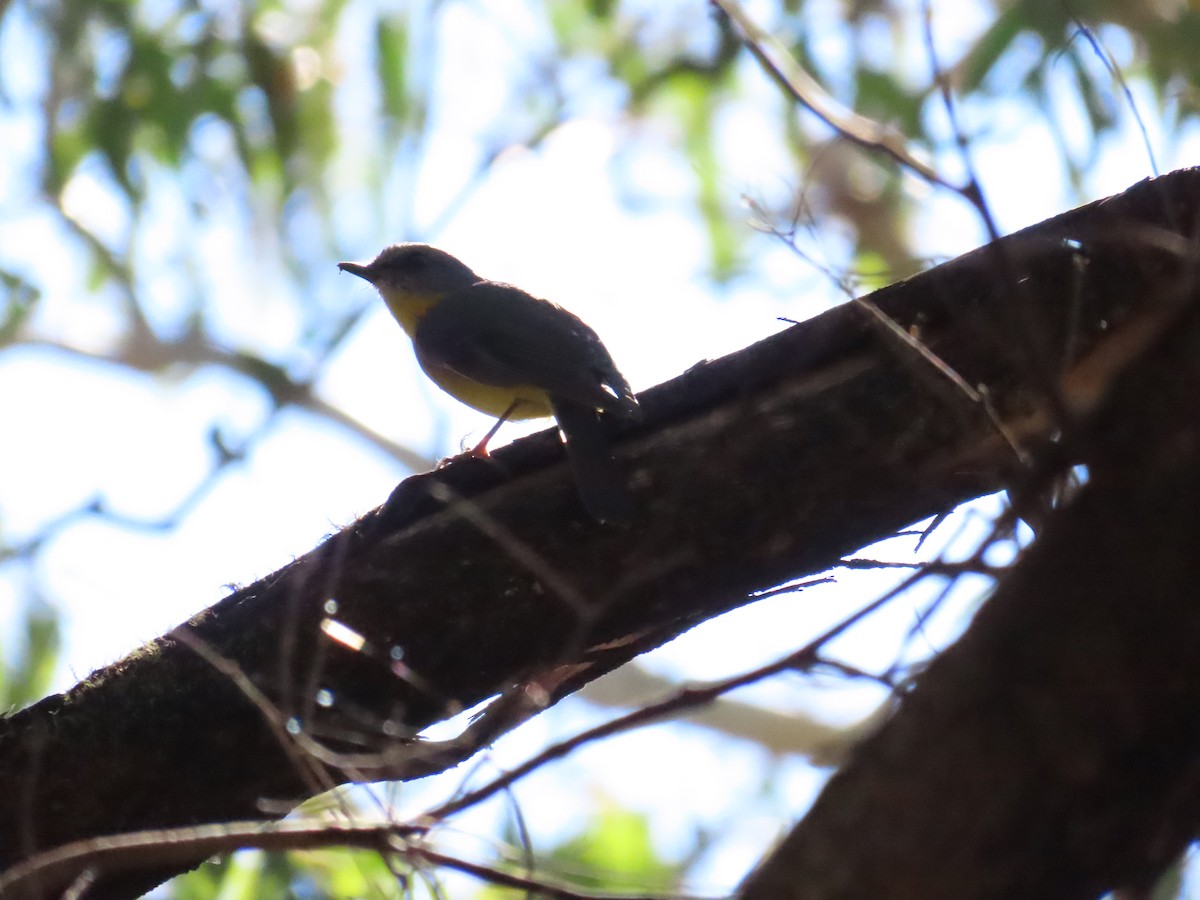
<box><xmin>0</xmin><ymin>0</ymin><xmax>1192</xmax><ymax>895</ymax></box>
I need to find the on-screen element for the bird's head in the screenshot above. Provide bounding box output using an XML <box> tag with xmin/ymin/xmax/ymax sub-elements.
<box><xmin>338</xmin><ymin>244</ymin><xmax>481</xmax><ymax>295</ymax></box>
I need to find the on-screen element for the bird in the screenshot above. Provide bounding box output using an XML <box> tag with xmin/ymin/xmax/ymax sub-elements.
<box><xmin>338</xmin><ymin>243</ymin><xmax>641</xmax><ymax>523</ymax></box>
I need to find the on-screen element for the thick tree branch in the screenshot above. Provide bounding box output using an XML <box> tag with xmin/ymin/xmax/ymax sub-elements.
<box><xmin>2</xmin><ymin>168</ymin><xmax>1199</xmax><ymax>898</ymax></box>
<box><xmin>740</xmin><ymin>243</ymin><xmax>1200</xmax><ymax>899</ymax></box>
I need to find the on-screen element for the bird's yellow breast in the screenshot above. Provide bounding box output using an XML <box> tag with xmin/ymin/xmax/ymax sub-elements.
<box><xmin>377</xmin><ymin>287</ymin><xmax>443</xmax><ymax>337</ymax></box>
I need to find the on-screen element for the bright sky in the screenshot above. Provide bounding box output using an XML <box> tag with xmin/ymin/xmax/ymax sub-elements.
<box><xmin>0</xmin><ymin>0</ymin><xmax>1193</xmax><ymax>894</ymax></box>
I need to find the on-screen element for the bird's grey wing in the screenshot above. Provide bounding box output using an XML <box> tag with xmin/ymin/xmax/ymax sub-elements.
<box><xmin>415</xmin><ymin>283</ymin><xmax>638</xmax><ymax>416</ymax></box>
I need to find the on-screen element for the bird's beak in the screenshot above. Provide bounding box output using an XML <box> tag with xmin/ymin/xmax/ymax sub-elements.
<box><xmin>337</xmin><ymin>261</ymin><xmax>374</xmax><ymax>282</ymax></box>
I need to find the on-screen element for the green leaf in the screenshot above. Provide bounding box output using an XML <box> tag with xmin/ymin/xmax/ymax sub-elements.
<box><xmin>855</xmin><ymin>69</ymin><xmax>924</xmax><ymax>139</ymax></box>
<box><xmin>958</xmin><ymin>8</ymin><xmax>1027</xmax><ymax>95</ymax></box>
<box><xmin>0</xmin><ymin>271</ymin><xmax>40</xmax><ymax>344</ymax></box>
<box><xmin>375</xmin><ymin>17</ymin><xmax>410</xmax><ymax>124</ymax></box>
<box><xmin>549</xmin><ymin>803</ymin><xmax>678</xmax><ymax>891</ymax></box>
<box><xmin>169</xmin><ymin>851</ymin><xmax>268</xmax><ymax>900</ymax></box>
<box><xmin>3</xmin><ymin>610</ymin><xmax>61</xmax><ymax>709</ymax></box>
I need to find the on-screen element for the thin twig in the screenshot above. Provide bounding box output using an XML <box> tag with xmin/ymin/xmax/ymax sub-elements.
<box><xmin>424</xmin><ymin>565</ymin><xmax>936</xmax><ymax>823</ymax></box>
<box><xmin>711</xmin><ymin>0</ymin><xmax>951</xmax><ymax>190</ymax></box>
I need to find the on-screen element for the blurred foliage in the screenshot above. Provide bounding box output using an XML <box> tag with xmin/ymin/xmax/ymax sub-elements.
<box><xmin>0</xmin><ymin>605</ymin><xmax>60</xmax><ymax>710</ymax></box>
<box><xmin>0</xmin><ymin>271</ymin><xmax>39</xmax><ymax>344</ymax></box>
<box><xmin>4</xmin><ymin>0</ymin><xmax>1195</xmax><ymax>339</ymax></box>
<box><xmin>39</xmin><ymin>1</ymin><xmax>342</xmax><ymax>200</ymax></box>
<box><xmin>527</xmin><ymin>802</ymin><xmax>682</xmax><ymax>894</ymax></box>
<box><xmin>163</xmin><ymin>802</ymin><xmax>681</xmax><ymax>899</ymax></box>
<box><xmin>7</xmin><ymin>0</ymin><xmax>1190</xmax><ymax>309</ymax></box>
<box><xmin>169</xmin><ymin>846</ymin><xmax>406</xmax><ymax>900</ymax></box>
<box><xmin>478</xmin><ymin>801</ymin><xmax>683</xmax><ymax>897</ymax></box>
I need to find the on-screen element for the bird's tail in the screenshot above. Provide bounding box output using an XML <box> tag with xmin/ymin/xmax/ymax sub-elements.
<box><xmin>551</xmin><ymin>399</ymin><xmax>636</xmax><ymax>525</ymax></box>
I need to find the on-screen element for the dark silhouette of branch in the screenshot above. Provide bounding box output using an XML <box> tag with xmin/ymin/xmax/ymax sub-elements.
<box><xmin>741</xmin><ymin>181</ymin><xmax>1200</xmax><ymax>899</ymax></box>
<box><xmin>1</xmin><ymin>169</ymin><xmax>1198</xmax><ymax>898</ymax></box>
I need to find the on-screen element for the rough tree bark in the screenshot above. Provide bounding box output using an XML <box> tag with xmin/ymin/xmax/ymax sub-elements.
<box><xmin>740</xmin><ymin>194</ymin><xmax>1200</xmax><ymax>899</ymax></box>
<box><xmin>1</xmin><ymin>168</ymin><xmax>1197</xmax><ymax>899</ymax></box>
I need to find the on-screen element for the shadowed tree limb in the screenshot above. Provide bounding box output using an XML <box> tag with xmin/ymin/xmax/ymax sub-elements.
<box><xmin>2</xmin><ymin>169</ymin><xmax>1199</xmax><ymax>899</ymax></box>
<box><xmin>741</xmin><ymin>251</ymin><xmax>1200</xmax><ymax>899</ymax></box>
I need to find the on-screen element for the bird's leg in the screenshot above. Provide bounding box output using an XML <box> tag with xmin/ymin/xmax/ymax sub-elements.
<box><xmin>467</xmin><ymin>399</ymin><xmax>524</xmax><ymax>457</ymax></box>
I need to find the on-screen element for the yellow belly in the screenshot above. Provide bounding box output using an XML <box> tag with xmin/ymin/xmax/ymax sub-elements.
<box><xmin>419</xmin><ymin>360</ymin><xmax>553</xmax><ymax>419</ymax></box>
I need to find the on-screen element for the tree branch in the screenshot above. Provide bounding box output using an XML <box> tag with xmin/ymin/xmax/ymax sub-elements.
<box><xmin>3</xmin><ymin>168</ymin><xmax>1198</xmax><ymax>899</ymax></box>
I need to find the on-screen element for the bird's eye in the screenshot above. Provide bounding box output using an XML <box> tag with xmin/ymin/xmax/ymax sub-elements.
<box><xmin>399</xmin><ymin>253</ymin><xmax>427</xmax><ymax>272</ymax></box>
